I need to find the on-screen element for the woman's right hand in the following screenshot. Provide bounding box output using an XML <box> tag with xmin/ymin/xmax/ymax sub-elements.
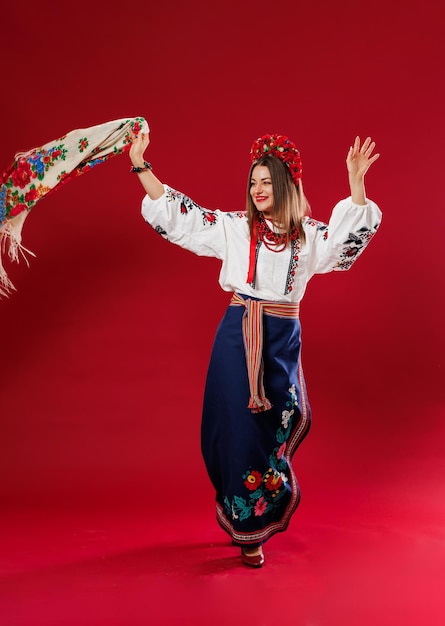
<box><xmin>129</xmin><ymin>131</ymin><xmax>150</xmax><ymax>168</ymax></box>
<box><xmin>128</xmin><ymin>130</ymin><xmax>165</xmax><ymax>200</ymax></box>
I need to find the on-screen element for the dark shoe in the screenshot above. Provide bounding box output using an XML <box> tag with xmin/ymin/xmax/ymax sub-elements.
<box><xmin>241</xmin><ymin>548</ymin><xmax>265</xmax><ymax>568</ymax></box>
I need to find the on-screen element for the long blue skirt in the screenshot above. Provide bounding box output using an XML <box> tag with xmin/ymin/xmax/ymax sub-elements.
<box><xmin>201</xmin><ymin>294</ymin><xmax>312</xmax><ymax>546</ymax></box>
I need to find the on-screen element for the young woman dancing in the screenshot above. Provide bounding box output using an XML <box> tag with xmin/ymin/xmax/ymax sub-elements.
<box><xmin>129</xmin><ymin>130</ymin><xmax>381</xmax><ymax>568</ymax></box>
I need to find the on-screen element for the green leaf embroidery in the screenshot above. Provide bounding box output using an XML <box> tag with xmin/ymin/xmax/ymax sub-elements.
<box><xmin>233</xmin><ymin>495</ymin><xmax>252</xmax><ymax>521</ymax></box>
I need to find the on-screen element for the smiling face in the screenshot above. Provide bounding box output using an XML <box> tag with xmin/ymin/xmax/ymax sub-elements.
<box><xmin>250</xmin><ymin>165</ymin><xmax>274</xmax><ymax>218</ymax></box>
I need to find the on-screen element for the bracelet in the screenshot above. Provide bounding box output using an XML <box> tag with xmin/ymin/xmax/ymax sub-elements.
<box><xmin>130</xmin><ymin>161</ymin><xmax>152</xmax><ymax>173</ymax></box>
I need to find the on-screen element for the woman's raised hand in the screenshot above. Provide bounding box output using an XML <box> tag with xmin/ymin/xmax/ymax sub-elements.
<box><xmin>128</xmin><ymin>130</ymin><xmax>164</xmax><ymax>200</ymax></box>
<box><xmin>129</xmin><ymin>131</ymin><xmax>150</xmax><ymax>168</ymax></box>
<box><xmin>346</xmin><ymin>136</ymin><xmax>380</xmax><ymax>181</ymax></box>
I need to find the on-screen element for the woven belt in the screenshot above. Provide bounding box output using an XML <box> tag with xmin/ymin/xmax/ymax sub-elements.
<box><xmin>230</xmin><ymin>293</ymin><xmax>300</xmax><ymax>413</ymax></box>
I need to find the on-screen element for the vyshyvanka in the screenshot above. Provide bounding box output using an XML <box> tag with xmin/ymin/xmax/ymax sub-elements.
<box><xmin>141</xmin><ymin>185</ymin><xmax>382</xmax><ymax>546</ymax></box>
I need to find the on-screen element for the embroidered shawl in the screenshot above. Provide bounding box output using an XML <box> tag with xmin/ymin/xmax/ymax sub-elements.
<box><xmin>0</xmin><ymin>116</ymin><xmax>148</xmax><ymax>296</ymax></box>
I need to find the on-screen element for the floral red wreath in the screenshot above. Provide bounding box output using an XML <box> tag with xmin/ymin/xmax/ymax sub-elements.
<box><xmin>250</xmin><ymin>133</ymin><xmax>302</xmax><ymax>186</ymax></box>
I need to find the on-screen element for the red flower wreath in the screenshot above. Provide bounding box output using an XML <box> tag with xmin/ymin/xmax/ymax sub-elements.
<box><xmin>250</xmin><ymin>134</ymin><xmax>302</xmax><ymax>186</ymax></box>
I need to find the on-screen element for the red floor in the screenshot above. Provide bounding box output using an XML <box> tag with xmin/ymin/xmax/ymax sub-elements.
<box><xmin>1</xmin><ymin>455</ymin><xmax>444</xmax><ymax>626</ymax></box>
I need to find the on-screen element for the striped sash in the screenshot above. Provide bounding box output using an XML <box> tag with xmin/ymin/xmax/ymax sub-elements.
<box><xmin>230</xmin><ymin>292</ymin><xmax>300</xmax><ymax>413</ymax></box>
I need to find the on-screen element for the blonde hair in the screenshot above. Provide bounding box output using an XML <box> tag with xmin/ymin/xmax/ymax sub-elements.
<box><xmin>246</xmin><ymin>155</ymin><xmax>310</xmax><ymax>245</ymax></box>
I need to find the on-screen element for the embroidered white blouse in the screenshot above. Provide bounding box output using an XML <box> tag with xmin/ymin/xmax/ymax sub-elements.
<box><xmin>141</xmin><ymin>185</ymin><xmax>382</xmax><ymax>303</ymax></box>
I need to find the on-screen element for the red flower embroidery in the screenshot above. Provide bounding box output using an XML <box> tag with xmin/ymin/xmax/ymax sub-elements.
<box><xmin>203</xmin><ymin>212</ymin><xmax>216</xmax><ymax>223</ymax></box>
<box><xmin>25</xmin><ymin>187</ymin><xmax>39</xmax><ymax>203</ymax></box>
<box><xmin>276</xmin><ymin>443</ymin><xmax>286</xmax><ymax>459</ymax></box>
<box><xmin>78</xmin><ymin>138</ymin><xmax>89</xmax><ymax>153</ymax></box>
<box><xmin>254</xmin><ymin>496</ymin><xmax>267</xmax><ymax>517</ymax></box>
<box><xmin>9</xmin><ymin>203</ymin><xmax>28</xmax><ymax>217</ymax></box>
<box><xmin>244</xmin><ymin>470</ymin><xmax>262</xmax><ymax>491</ymax></box>
<box><xmin>10</xmin><ymin>160</ymin><xmax>33</xmax><ymax>189</ymax></box>
<box><xmin>264</xmin><ymin>469</ymin><xmax>283</xmax><ymax>492</ymax></box>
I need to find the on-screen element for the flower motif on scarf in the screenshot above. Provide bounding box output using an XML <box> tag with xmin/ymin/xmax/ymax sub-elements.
<box><xmin>78</xmin><ymin>138</ymin><xmax>89</xmax><ymax>153</ymax></box>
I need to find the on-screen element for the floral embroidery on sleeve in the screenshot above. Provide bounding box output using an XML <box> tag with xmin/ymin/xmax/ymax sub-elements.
<box><xmin>201</xmin><ymin>210</ymin><xmax>217</xmax><ymax>226</ymax></box>
<box><xmin>154</xmin><ymin>225</ymin><xmax>168</xmax><ymax>239</ymax></box>
<box><xmin>226</xmin><ymin>211</ymin><xmax>246</xmax><ymax>220</ymax></box>
<box><xmin>307</xmin><ymin>219</ymin><xmax>328</xmax><ymax>239</ymax></box>
<box><xmin>166</xmin><ymin>188</ymin><xmax>218</xmax><ymax>226</ymax></box>
<box><xmin>336</xmin><ymin>225</ymin><xmax>379</xmax><ymax>270</ymax></box>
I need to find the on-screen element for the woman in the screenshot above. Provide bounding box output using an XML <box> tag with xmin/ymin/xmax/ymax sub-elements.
<box><xmin>129</xmin><ymin>131</ymin><xmax>381</xmax><ymax>568</ymax></box>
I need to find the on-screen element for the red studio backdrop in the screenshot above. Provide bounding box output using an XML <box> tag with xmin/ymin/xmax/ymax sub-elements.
<box><xmin>1</xmin><ymin>1</ymin><xmax>444</xmax><ymax>625</ymax></box>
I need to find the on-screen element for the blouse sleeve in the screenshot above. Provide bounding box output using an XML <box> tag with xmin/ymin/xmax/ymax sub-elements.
<box><xmin>141</xmin><ymin>185</ymin><xmax>228</xmax><ymax>260</ymax></box>
<box><xmin>306</xmin><ymin>197</ymin><xmax>382</xmax><ymax>274</ymax></box>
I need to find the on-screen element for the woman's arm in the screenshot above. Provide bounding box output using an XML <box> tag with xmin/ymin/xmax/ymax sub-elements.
<box><xmin>128</xmin><ymin>129</ymin><xmax>229</xmax><ymax>260</ymax></box>
<box><xmin>306</xmin><ymin>136</ymin><xmax>382</xmax><ymax>274</ymax></box>
<box><xmin>129</xmin><ymin>131</ymin><xmax>165</xmax><ymax>200</ymax></box>
<box><xmin>346</xmin><ymin>136</ymin><xmax>380</xmax><ymax>205</ymax></box>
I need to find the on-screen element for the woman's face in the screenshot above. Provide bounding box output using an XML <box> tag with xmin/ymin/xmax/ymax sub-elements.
<box><xmin>250</xmin><ymin>165</ymin><xmax>274</xmax><ymax>218</ymax></box>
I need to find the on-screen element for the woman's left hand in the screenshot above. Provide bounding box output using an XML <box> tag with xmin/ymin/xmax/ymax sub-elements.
<box><xmin>346</xmin><ymin>136</ymin><xmax>380</xmax><ymax>181</ymax></box>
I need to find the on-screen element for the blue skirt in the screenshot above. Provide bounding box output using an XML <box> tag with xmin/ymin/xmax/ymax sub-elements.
<box><xmin>201</xmin><ymin>294</ymin><xmax>312</xmax><ymax>546</ymax></box>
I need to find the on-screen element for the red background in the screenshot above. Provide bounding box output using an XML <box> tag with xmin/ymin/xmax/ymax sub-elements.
<box><xmin>1</xmin><ymin>1</ymin><xmax>444</xmax><ymax>624</ymax></box>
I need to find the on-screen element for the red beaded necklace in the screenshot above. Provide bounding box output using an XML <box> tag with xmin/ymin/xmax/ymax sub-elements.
<box><xmin>246</xmin><ymin>213</ymin><xmax>299</xmax><ymax>283</ymax></box>
<box><xmin>255</xmin><ymin>212</ymin><xmax>299</xmax><ymax>251</ymax></box>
